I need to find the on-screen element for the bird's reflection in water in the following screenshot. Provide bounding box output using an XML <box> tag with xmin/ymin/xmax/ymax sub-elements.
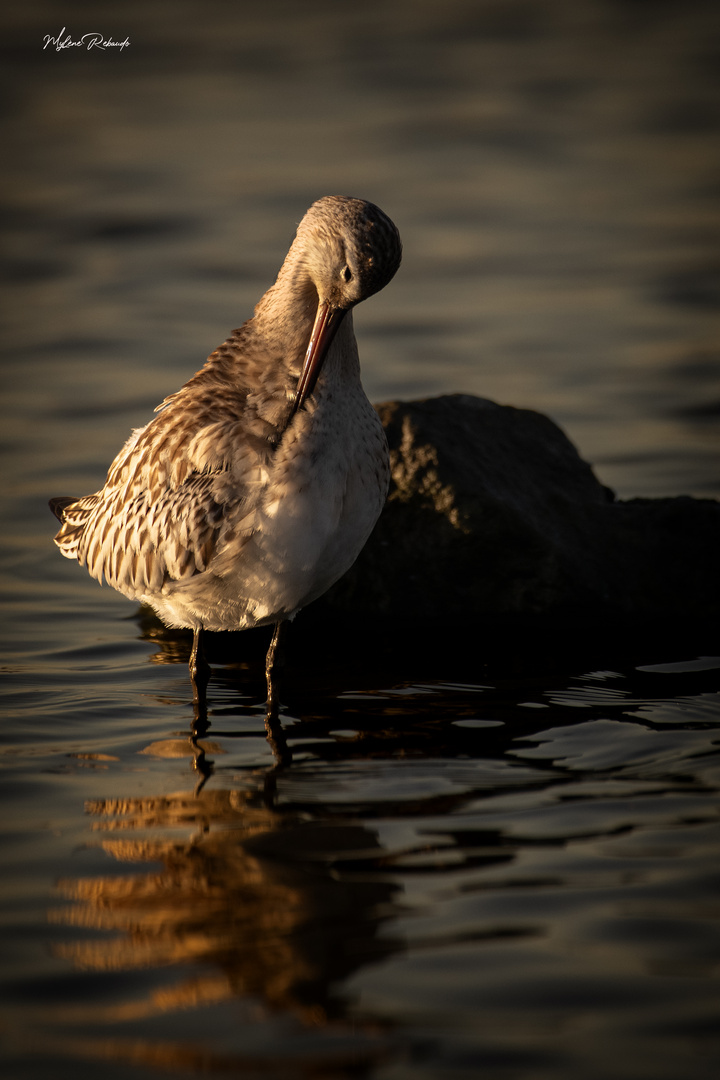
<box><xmin>52</xmin><ymin>772</ymin><xmax>403</xmax><ymax>1030</ymax></box>
<box><xmin>45</xmin><ymin>615</ymin><xmax>567</xmax><ymax>1070</ymax></box>
<box><xmin>48</xmin><ymin>617</ymin><xmax>408</xmax><ymax>1070</ymax></box>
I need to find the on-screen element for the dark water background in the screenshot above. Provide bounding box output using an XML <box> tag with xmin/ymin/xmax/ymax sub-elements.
<box><xmin>1</xmin><ymin>1</ymin><xmax>719</xmax><ymax>1077</ymax></box>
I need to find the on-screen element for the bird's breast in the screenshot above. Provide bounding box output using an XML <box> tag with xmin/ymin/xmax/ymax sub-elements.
<box><xmin>206</xmin><ymin>377</ymin><xmax>389</xmax><ymax>627</ymax></box>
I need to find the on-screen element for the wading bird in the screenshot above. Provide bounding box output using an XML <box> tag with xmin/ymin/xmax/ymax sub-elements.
<box><xmin>50</xmin><ymin>196</ymin><xmax>401</xmax><ymax>717</ymax></box>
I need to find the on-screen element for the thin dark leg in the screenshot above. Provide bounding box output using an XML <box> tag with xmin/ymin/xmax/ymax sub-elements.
<box><xmin>189</xmin><ymin>626</ymin><xmax>211</xmax><ymax>706</ymax></box>
<box><xmin>264</xmin><ymin>620</ymin><xmax>291</xmax><ymax>765</ymax></box>
<box><xmin>265</xmin><ymin>620</ymin><xmax>287</xmax><ymax>721</ymax></box>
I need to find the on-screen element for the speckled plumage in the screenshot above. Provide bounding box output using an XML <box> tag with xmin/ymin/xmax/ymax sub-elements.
<box><xmin>51</xmin><ymin>196</ymin><xmax>401</xmax><ymax>641</ymax></box>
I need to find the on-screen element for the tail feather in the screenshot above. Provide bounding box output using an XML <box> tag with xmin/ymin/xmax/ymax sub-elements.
<box><xmin>49</xmin><ymin>496</ymin><xmax>78</xmax><ymax>522</ymax></box>
<box><xmin>49</xmin><ymin>495</ymin><xmax>89</xmax><ymax>562</ymax></box>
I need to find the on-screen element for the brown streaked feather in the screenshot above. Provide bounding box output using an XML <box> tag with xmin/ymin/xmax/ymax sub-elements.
<box><xmin>49</xmin><ymin>496</ymin><xmax>77</xmax><ymax>522</ymax></box>
<box><xmin>50</xmin><ymin>326</ymin><xmax>289</xmax><ymax>597</ymax></box>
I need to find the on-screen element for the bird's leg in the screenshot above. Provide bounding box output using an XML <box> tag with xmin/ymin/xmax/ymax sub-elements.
<box><xmin>264</xmin><ymin>621</ymin><xmax>291</xmax><ymax>765</ymax></box>
<box><xmin>189</xmin><ymin>627</ymin><xmax>211</xmax><ymax>707</ymax></box>
<box><xmin>187</xmin><ymin>629</ymin><xmax>212</xmax><ymax>793</ymax></box>
<box><xmin>265</xmin><ymin>620</ymin><xmax>287</xmax><ymax>721</ymax></box>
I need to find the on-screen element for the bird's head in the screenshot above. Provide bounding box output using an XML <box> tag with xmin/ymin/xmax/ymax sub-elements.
<box><xmin>299</xmin><ymin>195</ymin><xmax>402</xmax><ymax>310</ymax></box>
<box><xmin>291</xmin><ymin>196</ymin><xmax>402</xmax><ymax>414</ymax></box>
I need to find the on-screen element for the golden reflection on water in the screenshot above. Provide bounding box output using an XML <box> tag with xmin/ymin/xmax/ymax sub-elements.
<box><xmin>50</xmin><ymin>779</ymin><xmax>401</xmax><ymax>1028</ymax></box>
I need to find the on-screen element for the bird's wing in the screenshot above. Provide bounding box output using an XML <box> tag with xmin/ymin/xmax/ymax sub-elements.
<box><xmin>53</xmin><ymin>345</ymin><xmax>292</xmax><ymax>597</ymax></box>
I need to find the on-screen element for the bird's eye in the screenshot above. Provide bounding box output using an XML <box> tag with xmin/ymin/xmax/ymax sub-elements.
<box><xmin>341</xmin><ymin>265</ymin><xmax>353</xmax><ymax>283</ymax></box>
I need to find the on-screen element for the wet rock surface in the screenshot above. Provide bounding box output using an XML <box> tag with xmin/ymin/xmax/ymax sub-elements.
<box><xmin>310</xmin><ymin>395</ymin><xmax>720</xmax><ymax>627</ymax></box>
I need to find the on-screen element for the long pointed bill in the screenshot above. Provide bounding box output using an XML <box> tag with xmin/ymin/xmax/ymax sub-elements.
<box><xmin>291</xmin><ymin>302</ymin><xmax>346</xmax><ymax>417</ymax></box>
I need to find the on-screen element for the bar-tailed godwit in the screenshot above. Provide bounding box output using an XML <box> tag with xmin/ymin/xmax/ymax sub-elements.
<box><xmin>50</xmin><ymin>196</ymin><xmax>401</xmax><ymax>712</ymax></box>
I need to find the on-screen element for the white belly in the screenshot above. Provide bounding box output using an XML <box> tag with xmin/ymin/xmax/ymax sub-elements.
<box><xmin>144</xmin><ymin>384</ymin><xmax>389</xmax><ymax>632</ymax></box>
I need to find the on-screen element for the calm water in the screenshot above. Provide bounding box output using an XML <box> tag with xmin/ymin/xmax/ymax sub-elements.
<box><xmin>2</xmin><ymin>2</ymin><xmax>720</xmax><ymax>1077</ymax></box>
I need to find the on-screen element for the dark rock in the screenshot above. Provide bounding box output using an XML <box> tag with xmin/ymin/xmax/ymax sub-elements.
<box><xmin>309</xmin><ymin>394</ymin><xmax>720</xmax><ymax>627</ymax></box>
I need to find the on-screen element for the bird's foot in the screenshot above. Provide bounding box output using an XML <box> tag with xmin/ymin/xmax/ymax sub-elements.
<box><xmin>264</xmin><ymin>708</ymin><xmax>291</xmax><ymax>766</ymax></box>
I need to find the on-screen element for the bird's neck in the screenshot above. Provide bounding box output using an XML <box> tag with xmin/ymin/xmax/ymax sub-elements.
<box><xmin>250</xmin><ymin>247</ymin><xmax>361</xmax><ymax>393</ymax></box>
<box><xmin>251</xmin><ymin>245</ymin><xmax>320</xmax><ymax>374</ymax></box>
